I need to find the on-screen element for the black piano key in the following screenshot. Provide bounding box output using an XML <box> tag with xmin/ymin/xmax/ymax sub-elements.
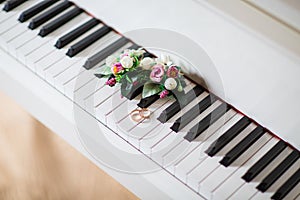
<box><xmin>18</xmin><ymin>0</ymin><xmax>59</xmax><ymax>22</ymax></box>
<box><xmin>0</xmin><ymin>0</ymin><xmax>6</xmax><ymax>4</ymax></box>
<box><xmin>242</xmin><ymin>140</ymin><xmax>287</xmax><ymax>182</ymax></box>
<box><xmin>83</xmin><ymin>37</ymin><xmax>129</xmax><ymax>69</ymax></box>
<box><xmin>170</xmin><ymin>94</ymin><xmax>217</xmax><ymax>132</ymax></box>
<box><xmin>256</xmin><ymin>150</ymin><xmax>299</xmax><ymax>192</ymax></box>
<box><xmin>137</xmin><ymin>95</ymin><xmax>160</xmax><ymax>108</ymax></box>
<box><xmin>205</xmin><ymin>116</ymin><xmax>251</xmax><ymax>157</ymax></box>
<box><xmin>271</xmin><ymin>168</ymin><xmax>300</xmax><ymax>200</ymax></box>
<box><xmin>3</xmin><ymin>0</ymin><xmax>27</xmax><ymax>12</ymax></box>
<box><xmin>39</xmin><ymin>7</ymin><xmax>83</xmax><ymax>37</ymax></box>
<box><xmin>66</xmin><ymin>25</ymin><xmax>112</xmax><ymax>57</ymax></box>
<box><xmin>143</xmin><ymin>51</ymin><xmax>156</xmax><ymax>58</ymax></box>
<box><xmin>28</xmin><ymin>0</ymin><xmax>73</xmax><ymax>30</ymax></box>
<box><xmin>184</xmin><ymin>103</ymin><xmax>229</xmax><ymax>142</ymax></box>
<box><xmin>157</xmin><ymin>85</ymin><xmax>204</xmax><ymax>123</ymax></box>
<box><xmin>128</xmin><ymin>43</ymin><xmax>141</xmax><ymax>50</ymax></box>
<box><xmin>55</xmin><ymin>18</ymin><xmax>100</xmax><ymax>49</ymax></box>
<box><xmin>125</xmin><ymin>84</ymin><xmax>143</xmax><ymax>100</ymax></box>
<box><xmin>220</xmin><ymin>126</ymin><xmax>264</xmax><ymax>167</ymax></box>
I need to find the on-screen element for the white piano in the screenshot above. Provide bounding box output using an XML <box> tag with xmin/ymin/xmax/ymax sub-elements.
<box><xmin>0</xmin><ymin>0</ymin><xmax>299</xmax><ymax>199</ymax></box>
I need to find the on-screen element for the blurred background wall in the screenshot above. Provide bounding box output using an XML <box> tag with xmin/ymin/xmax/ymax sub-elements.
<box><xmin>0</xmin><ymin>91</ymin><xmax>138</xmax><ymax>200</ymax></box>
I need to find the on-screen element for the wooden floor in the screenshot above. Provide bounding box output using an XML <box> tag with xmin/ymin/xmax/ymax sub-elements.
<box><xmin>0</xmin><ymin>91</ymin><xmax>138</xmax><ymax>200</ymax></box>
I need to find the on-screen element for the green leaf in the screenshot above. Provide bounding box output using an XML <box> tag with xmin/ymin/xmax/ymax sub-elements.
<box><xmin>142</xmin><ymin>83</ymin><xmax>162</xmax><ymax>98</ymax></box>
<box><xmin>94</xmin><ymin>65</ymin><xmax>112</xmax><ymax>76</ymax></box>
<box><xmin>125</xmin><ymin>75</ymin><xmax>132</xmax><ymax>83</ymax></box>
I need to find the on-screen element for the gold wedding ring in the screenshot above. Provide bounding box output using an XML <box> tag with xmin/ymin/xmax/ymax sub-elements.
<box><xmin>130</xmin><ymin>108</ymin><xmax>151</xmax><ymax>122</ymax></box>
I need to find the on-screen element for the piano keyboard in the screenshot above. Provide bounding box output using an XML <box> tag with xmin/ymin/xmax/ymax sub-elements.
<box><xmin>0</xmin><ymin>1</ymin><xmax>299</xmax><ymax>199</ymax></box>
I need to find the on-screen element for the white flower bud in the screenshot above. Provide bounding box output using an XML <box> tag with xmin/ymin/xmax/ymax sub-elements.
<box><xmin>120</xmin><ymin>56</ymin><xmax>134</xmax><ymax>68</ymax></box>
<box><xmin>164</xmin><ymin>78</ymin><xmax>177</xmax><ymax>90</ymax></box>
<box><xmin>140</xmin><ymin>57</ymin><xmax>153</xmax><ymax>70</ymax></box>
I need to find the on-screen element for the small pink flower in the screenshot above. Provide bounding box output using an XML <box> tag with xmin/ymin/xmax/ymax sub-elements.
<box><xmin>160</xmin><ymin>90</ymin><xmax>169</xmax><ymax>98</ymax></box>
<box><xmin>111</xmin><ymin>63</ymin><xmax>123</xmax><ymax>74</ymax></box>
<box><xmin>167</xmin><ymin>66</ymin><xmax>179</xmax><ymax>78</ymax></box>
<box><xmin>150</xmin><ymin>64</ymin><xmax>164</xmax><ymax>83</ymax></box>
<box><xmin>106</xmin><ymin>77</ymin><xmax>116</xmax><ymax>87</ymax></box>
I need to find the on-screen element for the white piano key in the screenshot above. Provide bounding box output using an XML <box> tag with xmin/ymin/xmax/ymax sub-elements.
<box><xmin>0</xmin><ymin>22</ymin><xmax>27</xmax><ymax>50</ymax></box>
<box><xmin>84</xmin><ymin>78</ymin><xmax>117</xmax><ymax>106</ymax></box>
<box><xmin>94</xmin><ymin>89</ymin><xmax>127</xmax><ymax>123</ymax></box>
<box><xmin>91</xmin><ymin>83</ymin><xmax>120</xmax><ymax>109</ymax></box>
<box><xmin>0</xmin><ymin>13</ymin><xmax>20</xmax><ymax>35</ymax></box>
<box><xmin>0</xmin><ymin>12</ymin><xmax>20</xmax><ymax>35</ymax></box>
<box><xmin>229</xmin><ymin>147</ymin><xmax>293</xmax><ymax>200</ymax></box>
<box><xmin>105</xmin><ymin>90</ymin><xmax>140</xmax><ymax>119</ymax></box>
<box><xmin>173</xmin><ymin>114</ymin><xmax>243</xmax><ymax>183</ymax></box>
<box><xmin>149</xmin><ymin>100</ymin><xmax>223</xmax><ymax>166</ymax></box>
<box><xmin>25</xmin><ymin>14</ymin><xmax>92</xmax><ymax>70</ymax></box>
<box><xmin>117</xmin><ymin>98</ymin><xmax>173</xmax><ymax>143</ymax></box>
<box><xmin>63</xmin><ymin>67</ymin><xmax>95</xmax><ymax>98</ymax></box>
<box><xmin>125</xmin><ymin>83</ymin><xmax>196</xmax><ymax>144</ymax></box>
<box><xmin>7</xmin><ymin>27</ymin><xmax>38</xmax><ymax>57</ymax></box>
<box><xmin>17</xmin><ymin>35</ymin><xmax>53</xmax><ymax>65</ymax></box>
<box><xmin>119</xmin><ymin>103</ymin><xmax>168</xmax><ymax>147</ymax></box>
<box><xmin>130</xmin><ymin>103</ymin><xmax>174</xmax><ymax>149</ymax></box>
<box><xmin>0</xmin><ymin>11</ymin><xmax>17</xmax><ymax>24</ymax></box>
<box><xmin>35</xmin><ymin>49</ymin><xmax>66</xmax><ymax>77</ymax></box>
<box><xmin>105</xmin><ymin>81</ymin><xmax>195</xmax><ymax>145</ymax></box>
<box><xmin>34</xmin><ymin>23</ymin><xmax>106</xmax><ymax>77</ymax></box>
<box><xmin>135</xmin><ymin>88</ymin><xmax>204</xmax><ymax>151</ymax></box>
<box><xmin>46</xmin><ymin>57</ymin><xmax>80</xmax><ymax>85</ymax></box>
<box><xmin>199</xmin><ymin>133</ymin><xmax>272</xmax><ymax>200</ymax></box>
<box><xmin>54</xmin><ymin>31</ymin><xmax>121</xmax><ymax>92</ymax></box>
<box><xmin>166</xmin><ymin>109</ymin><xmax>236</xmax><ymax>175</ymax></box>
<box><xmin>3</xmin><ymin>1</ymin><xmax>40</xmax><ymax>55</ymax></box>
<box><xmin>26</xmin><ymin>42</ymin><xmax>56</xmax><ymax>71</ymax></box>
<box><xmin>18</xmin><ymin>12</ymin><xmax>90</xmax><ymax>65</ymax></box>
<box><xmin>138</xmin><ymin>122</ymin><xmax>172</xmax><ymax>154</ymax></box>
<box><xmin>211</xmin><ymin>137</ymin><xmax>279</xmax><ymax>200</ymax></box>
<box><xmin>48</xmin><ymin>32</ymin><xmax>120</xmax><ymax>90</ymax></box>
<box><xmin>74</xmin><ymin>77</ymin><xmax>105</xmax><ymax>108</ymax></box>
<box><xmin>187</xmin><ymin>123</ymin><xmax>257</xmax><ymax>193</ymax></box>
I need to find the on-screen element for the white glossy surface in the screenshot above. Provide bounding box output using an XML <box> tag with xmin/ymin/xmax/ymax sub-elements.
<box><xmin>74</xmin><ymin>0</ymin><xmax>300</xmax><ymax>149</ymax></box>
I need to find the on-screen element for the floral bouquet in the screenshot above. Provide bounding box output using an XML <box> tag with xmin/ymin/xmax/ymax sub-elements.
<box><xmin>94</xmin><ymin>48</ymin><xmax>186</xmax><ymax>101</ymax></box>
<box><xmin>139</xmin><ymin>54</ymin><xmax>186</xmax><ymax>99</ymax></box>
<box><xmin>94</xmin><ymin>48</ymin><xmax>146</xmax><ymax>87</ymax></box>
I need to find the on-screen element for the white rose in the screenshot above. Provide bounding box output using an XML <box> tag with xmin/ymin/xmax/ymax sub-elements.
<box><xmin>164</xmin><ymin>78</ymin><xmax>177</xmax><ymax>90</ymax></box>
<box><xmin>120</xmin><ymin>56</ymin><xmax>134</xmax><ymax>68</ymax></box>
<box><xmin>134</xmin><ymin>48</ymin><xmax>145</xmax><ymax>56</ymax></box>
<box><xmin>140</xmin><ymin>57</ymin><xmax>153</xmax><ymax>70</ymax></box>
<box><xmin>106</xmin><ymin>55</ymin><xmax>117</xmax><ymax>66</ymax></box>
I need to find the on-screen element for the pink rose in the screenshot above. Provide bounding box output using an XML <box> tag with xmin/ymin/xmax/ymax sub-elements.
<box><xmin>167</xmin><ymin>66</ymin><xmax>179</xmax><ymax>78</ymax></box>
<box><xmin>150</xmin><ymin>64</ymin><xmax>164</xmax><ymax>82</ymax></box>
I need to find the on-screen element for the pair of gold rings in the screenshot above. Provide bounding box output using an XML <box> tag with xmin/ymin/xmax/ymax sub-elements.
<box><xmin>130</xmin><ymin>108</ymin><xmax>151</xmax><ymax>122</ymax></box>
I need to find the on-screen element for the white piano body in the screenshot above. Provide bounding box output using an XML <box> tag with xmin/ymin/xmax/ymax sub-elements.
<box><xmin>0</xmin><ymin>0</ymin><xmax>299</xmax><ymax>199</ymax></box>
